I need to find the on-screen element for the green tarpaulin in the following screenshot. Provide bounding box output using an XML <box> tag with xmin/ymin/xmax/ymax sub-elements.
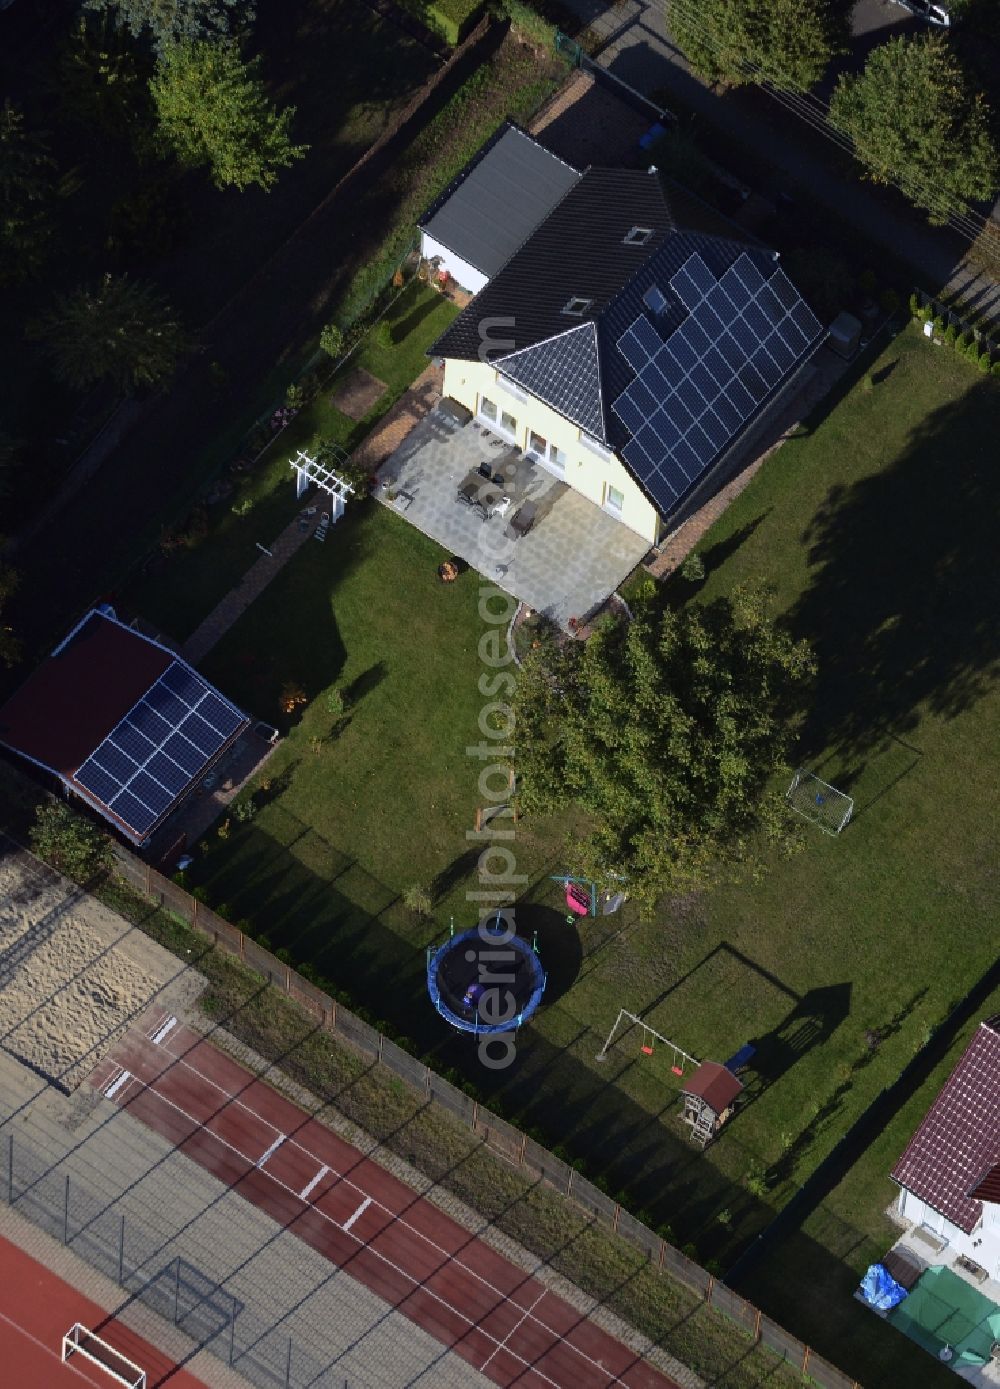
<box><xmin>888</xmin><ymin>1265</ymin><xmax>1000</xmax><ymax>1368</ymax></box>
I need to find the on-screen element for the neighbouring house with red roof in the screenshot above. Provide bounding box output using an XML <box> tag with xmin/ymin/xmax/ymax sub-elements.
<box><xmin>0</xmin><ymin>607</ymin><xmax>249</xmax><ymax>848</ymax></box>
<box><xmin>890</xmin><ymin>1015</ymin><xmax>1000</xmax><ymax>1280</ymax></box>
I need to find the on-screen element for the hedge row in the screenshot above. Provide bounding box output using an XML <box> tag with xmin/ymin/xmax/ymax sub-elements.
<box><xmin>910</xmin><ymin>293</ymin><xmax>1000</xmax><ymax>375</ymax></box>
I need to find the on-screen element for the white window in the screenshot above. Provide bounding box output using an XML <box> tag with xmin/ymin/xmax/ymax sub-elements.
<box><xmin>604</xmin><ymin>484</ymin><xmax>625</xmax><ymax>517</ymax></box>
<box><xmin>480</xmin><ymin>396</ymin><xmax>498</xmax><ymax>423</ymax></box>
<box><xmin>498</xmin><ymin>375</ymin><xmax>528</xmax><ymax>402</ymax></box>
<box><xmin>500</xmin><ymin>408</ymin><xmax>518</xmax><ymax>436</ymax></box>
<box><xmin>624</xmin><ymin>226</ymin><xmax>653</xmax><ymax>246</ymax></box>
<box><xmin>527</xmin><ymin>432</ymin><xmax>566</xmax><ymax>477</ymax></box>
<box><xmin>581</xmin><ymin>432</ymin><xmax>612</xmax><ymax>460</ymax></box>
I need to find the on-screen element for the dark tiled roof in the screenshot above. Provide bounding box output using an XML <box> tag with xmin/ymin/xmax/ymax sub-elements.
<box><xmin>431</xmin><ymin>168</ymin><xmax>678</xmax><ymax>369</ymax></box>
<box><xmin>682</xmin><ymin>1061</ymin><xmax>743</xmax><ymax>1114</ymax></box>
<box><xmin>419</xmin><ymin>123</ymin><xmax>580</xmax><ymax>279</ymax></box>
<box><xmin>891</xmin><ymin>1017</ymin><xmax>1000</xmax><ymax>1234</ymax></box>
<box><xmin>431</xmin><ymin>167</ymin><xmax>822</xmax><ymax>500</ymax></box>
<box><xmin>498</xmin><ymin>324</ymin><xmax>604</xmax><ymax>440</ymax></box>
<box><xmin>970</xmin><ymin>1163</ymin><xmax>1000</xmax><ymax>1205</ymax></box>
<box><xmin>0</xmin><ymin>610</ymin><xmax>173</xmax><ymax>775</ymax></box>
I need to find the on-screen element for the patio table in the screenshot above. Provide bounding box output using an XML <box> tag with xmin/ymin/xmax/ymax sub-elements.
<box><xmin>457</xmin><ymin>469</ymin><xmax>508</xmax><ymax>517</ymax></box>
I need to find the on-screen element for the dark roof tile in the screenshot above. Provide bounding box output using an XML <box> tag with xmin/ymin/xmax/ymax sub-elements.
<box><xmin>891</xmin><ymin>1017</ymin><xmax>1000</xmax><ymax>1234</ymax></box>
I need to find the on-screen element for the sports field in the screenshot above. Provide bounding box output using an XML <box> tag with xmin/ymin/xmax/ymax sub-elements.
<box><xmin>0</xmin><ymin>1232</ymin><xmax>212</xmax><ymax>1389</ymax></box>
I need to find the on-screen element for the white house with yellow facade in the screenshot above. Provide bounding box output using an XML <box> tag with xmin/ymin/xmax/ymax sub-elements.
<box><xmin>423</xmin><ymin>125</ymin><xmax>825</xmax><ymax>548</ymax></box>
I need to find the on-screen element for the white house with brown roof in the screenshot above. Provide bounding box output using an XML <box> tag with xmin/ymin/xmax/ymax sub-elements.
<box><xmin>891</xmin><ymin>1015</ymin><xmax>1000</xmax><ymax>1281</ymax></box>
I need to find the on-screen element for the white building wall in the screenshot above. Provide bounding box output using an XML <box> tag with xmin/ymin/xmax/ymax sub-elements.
<box><xmin>419</xmin><ymin>233</ymin><xmax>488</xmax><ymax>296</ymax></box>
<box><xmin>899</xmin><ymin>1188</ymin><xmax>1000</xmax><ymax>1277</ymax></box>
<box><xmin>442</xmin><ymin>358</ymin><xmax>661</xmax><ymax>544</ymax></box>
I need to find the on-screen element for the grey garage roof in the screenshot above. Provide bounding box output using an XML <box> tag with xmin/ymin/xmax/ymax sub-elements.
<box><xmin>418</xmin><ymin>122</ymin><xmax>580</xmax><ymax>279</ymax></box>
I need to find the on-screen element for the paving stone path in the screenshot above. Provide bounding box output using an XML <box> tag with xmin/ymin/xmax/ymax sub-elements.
<box><xmin>181</xmin><ymin>365</ymin><xmax>444</xmax><ymax>667</ymax></box>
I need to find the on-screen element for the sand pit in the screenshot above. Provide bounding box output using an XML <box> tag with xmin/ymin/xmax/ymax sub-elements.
<box><xmin>0</xmin><ymin>841</ymin><xmax>202</xmax><ymax>1090</ymax></box>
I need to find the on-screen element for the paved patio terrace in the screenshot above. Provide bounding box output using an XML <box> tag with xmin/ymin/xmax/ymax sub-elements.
<box><xmin>375</xmin><ymin>407</ymin><xmax>650</xmax><ymax>627</ymax></box>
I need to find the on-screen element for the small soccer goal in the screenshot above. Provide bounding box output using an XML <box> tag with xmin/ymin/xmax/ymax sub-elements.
<box><xmin>62</xmin><ymin>1324</ymin><xmax>146</xmax><ymax>1388</ymax></box>
<box><xmin>785</xmin><ymin>769</ymin><xmax>853</xmax><ymax>835</ymax></box>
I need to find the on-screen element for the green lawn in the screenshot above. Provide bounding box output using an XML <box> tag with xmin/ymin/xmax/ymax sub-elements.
<box><xmin>129</xmin><ymin>280</ymin><xmax>459</xmax><ymax>642</ymax></box>
<box><xmin>129</xmin><ymin>322</ymin><xmax>1000</xmax><ymax>1389</ymax></box>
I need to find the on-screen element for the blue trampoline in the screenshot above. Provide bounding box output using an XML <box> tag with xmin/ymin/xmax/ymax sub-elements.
<box><xmin>427</xmin><ymin>921</ymin><xmax>546</xmax><ymax>1034</ymax></box>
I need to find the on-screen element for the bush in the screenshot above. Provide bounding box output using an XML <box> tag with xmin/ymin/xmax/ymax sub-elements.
<box><xmin>956</xmin><ymin>332</ymin><xmax>969</xmax><ymax>354</ymax></box>
<box><xmin>423</xmin><ymin>0</ymin><xmax>484</xmax><ymax>44</ymax></box>
<box><xmin>29</xmin><ymin>802</ymin><xmax>112</xmax><ymax>882</ymax></box>
<box><xmin>680</xmin><ymin>552</ymin><xmax>705</xmax><ymax>582</ymax></box>
<box><xmin>325</xmin><ymin>687</ymin><xmax>346</xmax><ymax>720</ymax></box>
<box><xmin>979</xmin><ymin>351</ymin><xmax>992</xmax><ymax>372</ymax></box>
<box><xmin>372</xmin><ymin>319</ymin><xmax>394</xmax><ymax>350</ymax></box>
<box><xmin>402</xmin><ymin>883</ymin><xmax>433</xmax><ymax>917</ymax></box>
<box><xmin>992</xmin><ymin>361</ymin><xmax>1000</xmax><ymax>376</ymax></box>
<box><xmin>943</xmin><ymin>323</ymin><xmax>956</xmax><ymax>347</ymax></box>
<box><xmin>319</xmin><ymin>322</ymin><xmax>344</xmax><ymax>359</ymax></box>
<box><xmin>908</xmin><ymin>292</ymin><xmax>920</xmax><ymax>318</ymax></box>
<box><xmin>967</xmin><ymin>339</ymin><xmax>982</xmax><ymax>363</ymax></box>
<box><xmin>861</xmin><ymin>371</ymin><xmax>874</xmax><ymax>392</ymax></box>
<box><xmin>284</xmin><ymin>382</ymin><xmax>305</xmax><ymax>411</ymax></box>
<box><xmin>933</xmin><ymin>314</ymin><xmax>945</xmax><ymax>334</ymax></box>
<box><xmin>231</xmin><ymin>798</ymin><xmax>256</xmax><ymax>822</ymax></box>
<box><xmin>499</xmin><ymin>0</ymin><xmax>556</xmax><ymax>50</ymax></box>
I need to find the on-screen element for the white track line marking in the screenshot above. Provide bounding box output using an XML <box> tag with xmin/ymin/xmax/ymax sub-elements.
<box><xmin>125</xmin><ymin>1082</ymin><xmax>566</xmax><ymax>1389</ymax></box>
<box><xmin>103</xmin><ymin>1070</ymin><xmax>131</xmax><ymax>1100</ymax></box>
<box><xmin>256</xmin><ymin>1134</ymin><xmax>285</xmax><ymax>1168</ymax></box>
<box><xmin>299</xmin><ymin>1165</ymin><xmax>329</xmax><ymax>1201</ymax></box>
<box><xmin>0</xmin><ymin>1308</ymin><xmax>102</xmax><ymax>1385</ymax></box>
<box><xmin>480</xmin><ymin>1289</ymin><xmax>548</xmax><ymax>1372</ymax></box>
<box><xmin>150</xmin><ymin>1016</ymin><xmax>178</xmax><ymax>1046</ymax></box>
<box><xmin>130</xmin><ymin>1034</ymin><xmax>645</xmax><ymax>1388</ymax></box>
<box><xmin>341</xmin><ymin>1195</ymin><xmax>371</xmax><ymax>1232</ymax></box>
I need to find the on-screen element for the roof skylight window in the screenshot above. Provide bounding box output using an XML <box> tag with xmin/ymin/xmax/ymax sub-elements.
<box><xmin>562</xmin><ymin>296</ymin><xmax>592</xmax><ymax>317</ymax></box>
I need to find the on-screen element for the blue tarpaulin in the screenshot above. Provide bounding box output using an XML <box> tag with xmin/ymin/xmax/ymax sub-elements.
<box><xmin>859</xmin><ymin>1264</ymin><xmax>908</xmax><ymax>1312</ymax></box>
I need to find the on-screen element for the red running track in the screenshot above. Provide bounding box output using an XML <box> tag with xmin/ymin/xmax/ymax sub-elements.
<box><xmin>0</xmin><ymin>1229</ymin><xmax>211</xmax><ymax>1388</ymax></box>
<box><xmin>93</xmin><ymin>1016</ymin><xmax>681</xmax><ymax>1389</ymax></box>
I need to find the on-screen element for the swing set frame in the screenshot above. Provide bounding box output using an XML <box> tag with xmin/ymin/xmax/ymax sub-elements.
<box><xmin>595</xmin><ymin>1008</ymin><xmax>700</xmax><ymax>1076</ymax></box>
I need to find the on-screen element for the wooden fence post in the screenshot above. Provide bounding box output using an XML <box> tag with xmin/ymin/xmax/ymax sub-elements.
<box><xmin>518</xmin><ymin>1130</ymin><xmax>527</xmax><ymax>1165</ymax></box>
<box><xmin>706</xmin><ymin>1275</ymin><xmax>715</xmax><ymax>1303</ymax></box>
<box><xmin>753</xmin><ymin>1306</ymin><xmax>761</xmax><ymax>1341</ymax></box>
<box><xmin>802</xmin><ymin>1347</ymin><xmax>810</xmax><ymax>1375</ymax></box>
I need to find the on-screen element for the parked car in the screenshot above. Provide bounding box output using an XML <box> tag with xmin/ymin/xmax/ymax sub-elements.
<box><xmin>888</xmin><ymin>0</ymin><xmax>951</xmax><ymax>26</ymax></box>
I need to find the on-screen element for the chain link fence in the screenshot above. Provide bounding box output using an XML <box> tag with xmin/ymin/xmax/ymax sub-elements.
<box><xmin>111</xmin><ymin>845</ymin><xmax>862</xmax><ymax>1388</ymax></box>
<box><xmin>3</xmin><ymin>1133</ymin><xmax>350</xmax><ymax>1389</ymax></box>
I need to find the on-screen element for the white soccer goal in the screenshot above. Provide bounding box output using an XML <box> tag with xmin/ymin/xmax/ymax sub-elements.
<box><xmin>61</xmin><ymin>1324</ymin><xmax>146</xmax><ymax>1389</ymax></box>
<box><xmin>786</xmin><ymin>769</ymin><xmax>853</xmax><ymax>835</ymax></box>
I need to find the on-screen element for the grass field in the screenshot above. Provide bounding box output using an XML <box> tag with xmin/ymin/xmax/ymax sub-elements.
<box><xmin>177</xmin><ymin>322</ymin><xmax>1000</xmax><ymax>1340</ymax></box>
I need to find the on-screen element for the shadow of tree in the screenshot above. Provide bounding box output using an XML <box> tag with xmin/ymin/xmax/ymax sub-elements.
<box><xmin>789</xmin><ymin>379</ymin><xmax>1000</xmax><ymax>756</ymax></box>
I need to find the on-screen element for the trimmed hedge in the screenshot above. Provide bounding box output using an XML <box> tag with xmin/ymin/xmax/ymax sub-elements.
<box><xmin>425</xmin><ymin>0</ymin><xmax>485</xmax><ymax>43</ymax></box>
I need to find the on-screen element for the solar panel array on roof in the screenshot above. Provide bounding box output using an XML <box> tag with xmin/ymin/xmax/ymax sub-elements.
<box><xmin>612</xmin><ymin>251</ymin><xmax>823</xmax><ymax>513</ymax></box>
<box><xmin>75</xmin><ymin>661</ymin><xmax>245</xmax><ymax>839</ymax></box>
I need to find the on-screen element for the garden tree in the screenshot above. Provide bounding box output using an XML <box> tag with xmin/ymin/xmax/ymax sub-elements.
<box><xmin>0</xmin><ymin>101</ymin><xmax>57</xmax><ymax>285</ymax></box>
<box><xmin>30</xmin><ymin>273</ymin><xmax>188</xmax><ymax>394</ymax></box>
<box><xmin>0</xmin><ymin>565</ymin><xmax>21</xmax><ymax>668</ymax></box>
<box><xmin>150</xmin><ymin>40</ymin><xmax>307</xmax><ymax>192</ymax></box>
<box><xmin>29</xmin><ymin>802</ymin><xmax>112</xmax><ymax>881</ymax></box>
<box><xmin>513</xmin><ymin>586</ymin><xmax>816</xmax><ymax>914</ymax></box>
<box><xmin>830</xmin><ymin>35</ymin><xmax>999</xmax><ymax>224</ymax></box>
<box><xmin>667</xmin><ymin>0</ymin><xmax>840</xmax><ymax>92</ymax></box>
<box><xmin>84</xmin><ymin>0</ymin><xmax>254</xmax><ymax>57</ymax></box>
<box><xmin>59</xmin><ymin>12</ymin><xmax>153</xmax><ymax>144</ymax></box>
